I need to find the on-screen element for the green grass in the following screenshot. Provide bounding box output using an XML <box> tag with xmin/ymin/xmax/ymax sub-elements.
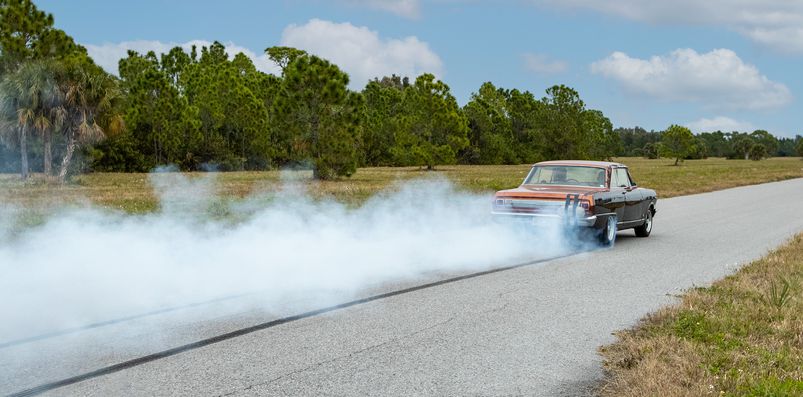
<box><xmin>598</xmin><ymin>233</ymin><xmax>803</xmax><ymax>397</ymax></box>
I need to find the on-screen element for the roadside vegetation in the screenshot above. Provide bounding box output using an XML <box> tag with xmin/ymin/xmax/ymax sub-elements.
<box><xmin>1</xmin><ymin>157</ymin><xmax>801</xmax><ymax>216</ymax></box>
<box><xmin>598</xmin><ymin>233</ymin><xmax>803</xmax><ymax>396</ymax></box>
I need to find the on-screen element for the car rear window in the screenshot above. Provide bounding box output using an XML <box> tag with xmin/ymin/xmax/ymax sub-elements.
<box><xmin>524</xmin><ymin>166</ymin><xmax>606</xmax><ymax>187</ymax></box>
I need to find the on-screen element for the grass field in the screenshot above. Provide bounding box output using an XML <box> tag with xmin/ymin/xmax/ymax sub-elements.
<box><xmin>598</xmin><ymin>233</ymin><xmax>803</xmax><ymax>396</ymax></box>
<box><xmin>1</xmin><ymin>157</ymin><xmax>801</xmax><ymax>214</ymax></box>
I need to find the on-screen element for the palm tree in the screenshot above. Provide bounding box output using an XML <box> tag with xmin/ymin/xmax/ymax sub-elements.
<box><xmin>0</xmin><ymin>78</ymin><xmax>25</xmax><ymax>178</ymax></box>
<box><xmin>0</xmin><ymin>60</ymin><xmax>62</xmax><ymax>179</ymax></box>
<box><xmin>57</xmin><ymin>63</ymin><xmax>123</xmax><ymax>181</ymax></box>
<box><xmin>26</xmin><ymin>61</ymin><xmax>62</xmax><ymax>176</ymax></box>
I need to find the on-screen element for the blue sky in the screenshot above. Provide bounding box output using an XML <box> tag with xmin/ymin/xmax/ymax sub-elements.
<box><xmin>38</xmin><ymin>0</ymin><xmax>803</xmax><ymax>138</ymax></box>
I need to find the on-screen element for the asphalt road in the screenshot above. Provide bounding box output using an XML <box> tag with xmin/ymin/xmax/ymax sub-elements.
<box><xmin>5</xmin><ymin>178</ymin><xmax>803</xmax><ymax>397</ymax></box>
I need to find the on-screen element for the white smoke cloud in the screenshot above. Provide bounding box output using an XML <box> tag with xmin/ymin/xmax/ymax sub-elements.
<box><xmin>0</xmin><ymin>174</ymin><xmax>580</xmax><ymax>346</ymax></box>
<box><xmin>0</xmin><ymin>204</ymin><xmax>20</xmax><ymax>243</ymax></box>
<box><xmin>84</xmin><ymin>40</ymin><xmax>282</xmax><ymax>76</ymax></box>
<box><xmin>280</xmin><ymin>19</ymin><xmax>444</xmax><ymax>88</ymax></box>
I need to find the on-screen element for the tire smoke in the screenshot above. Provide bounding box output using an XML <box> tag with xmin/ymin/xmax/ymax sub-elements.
<box><xmin>0</xmin><ymin>172</ymin><xmax>576</xmax><ymax>348</ymax></box>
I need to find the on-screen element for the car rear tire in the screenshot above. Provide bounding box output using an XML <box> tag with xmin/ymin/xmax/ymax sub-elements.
<box><xmin>598</xmin><ymin>215</ymin><xmax>617</xmax><ymax>247</ymax></box>
<box><xmin>634</xmin><ymin>208</ymin><xmax>653</xmax><ymax>237</ymax></box>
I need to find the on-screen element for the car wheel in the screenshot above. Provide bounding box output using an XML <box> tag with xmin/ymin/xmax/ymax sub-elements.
<box><xmin>634</xmin><ymin>208</ymin><xmax>653</xmax><ymax>237</ymax></box>
<box><xmin>598</xmin><ymin>215</ymin><xmax>617</xmax><ymax>247</ymax></box>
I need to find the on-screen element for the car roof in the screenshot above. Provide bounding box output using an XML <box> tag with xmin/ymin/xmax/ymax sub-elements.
<box><xmin>532</xmin><ymin>160</ymin><xmax>626</xmax><ymax>168</ymax></box>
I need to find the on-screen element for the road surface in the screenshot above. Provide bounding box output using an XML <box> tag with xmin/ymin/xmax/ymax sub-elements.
<box><xmin>4</xmin><ymin>178</ymin><xmax>803</xmax><ymax>396</ymax></box>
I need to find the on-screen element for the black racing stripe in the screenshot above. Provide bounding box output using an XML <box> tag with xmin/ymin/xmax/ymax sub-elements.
<box><xmin>0</xmin><ymin>293</ymin><xmax>254</xmax><ymax>349</ymax></box>
<box><xmin>6</xmin><ymin>254</ymin><xmax>571</xmax><ymax>397</ymax></box>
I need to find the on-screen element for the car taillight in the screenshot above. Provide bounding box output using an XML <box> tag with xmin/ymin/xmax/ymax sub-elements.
<box><xmin>494</xmin><ymin>198</ymin><xmax>512</xmax><ymax>207</ymax></box>
<box><xmin>580</xmin><ymin>199</ymin><xmax>593</xmax><ymax>214</ymax></box>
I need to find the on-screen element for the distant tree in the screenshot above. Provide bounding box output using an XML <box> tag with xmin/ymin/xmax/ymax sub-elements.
<box><xmin>1</xmin><ymin>0</ymin><xmax>52</xmax><ymax>68</ymax></box>
<box><xmin>748</xmin><ymin>143</ymin><xmax>767</xmax><ymax>161</ymax></box>
<box><xmin>159</xmin><ymin>46</ymin><xmax>191</xmax><ymax>85</ymax></box>
<box><xmin>56</xmin><ymin>62</ymin><xmax>124</xmax><ymax>181</ymax></box>
<box><xmin>659</xmin><ymin>124</ymin><xmax>695</xmax><ymax>165</ymax></box>
<box><xmin>697</xmin><ymin>131</ymin><xmax>729</xmax><ymax>157</ymax></box>
<box><xmin>616</xmin><ymin>126</ymin><xmax>662</xmax><ymax>157</ymax></box>
<box><xmin>796</xmin><ymin>137</ymin><xmax>803</xmax><ymax>157</ymax></box>
<box><xmin>274</xmin><ymin>55</ymin><xmax>362</xmax><ymax>179</ymax></box>
<box><xmin>686</xmin><ymin>137</ymin><xmax>708</xmax><ymax>159</ymax></box>
<box><xmin>182</xmin><ymin>43</ymin><xmax>270</xmax><ymax>169</ymax></box>
<box><xmin>537</xmin><ymin>85</ymin><xmax>589</xmax><ymax>160</ymax></box>
<box><xmin>730</xmin><ymin>133</ymin><xmax>754</xmax><ymax>160</ymax></box>
<box><xmin>0</xmin><ymin>0</ymin><xmax>87</xmax><ymax>178</ymax></box>
<box><xmin>0</xmin><ymin>60</ymin><xmax>62</xmax><ymax>178</ymax></box>
<box><xmin>643</xmin><ymin>142</ymin><xmax>660</xmax><ymax>159</ymax></box>
<box><xmin>749</xmin><ymin>130</ymin><xmax>778</xmax><ymax>158</ymax></box>
<box><xmin>87</xmin><ymin>130</ymin><xmax>148</xmax><ymax>172</ymax></box>
<box><xmin>375</xmin><ymin>74</ymin><xmax>410</xmax><ymax>90</ymax></box>
<box><xmin>0</xmin><ymin>0</ymin><xmax>84</xmax><ymax>76</ymax></box>
<box><xmin>391</xmin><ymin>73</ymin><xmax>469</xmax><ymax>169</ymax></box>
<box><xmin>0</xmin><ymin>67</ymin><xmax>31</xmax><ymax>178</ymax></box>
<box><xmin>462</xmin><ymin>82</ymin><xmax>517</xmax><ymax>165</ymax></box>
<box><xmin>505</xmin><ymin>89</ymin><xmax>541</xmax><ymax>162</ymax></box>
<box><xmin>108</xmin><ymin>42</ymin><xmax>278</xmax><ymax>171</ymax></box>
<box><xmin>361</xmin><ymin>77</ymin><xmax>407</xmax><ymax>166</ymax></box>
<box><xmin>231</xmin><ymin>52</ymin><xmax>280</xmax><ymax>169</ymax></box>
<box><xmin>584</xmin><ymin>109</ymin><xmax>619</xmax><ymax>161</ymax></box>
<box><xmin>264</xmin><ymin>46</ymin><xmax>307</xmax><ymax>74</ymax></box>
<box><xmin>776</xmin><ymin>136</ymin><xmax>799</xmax><ymax>157</ymax></box>
<box><xmin>121</xmin><ymin>53</ymin><xmax>200</xmax><ymax>168</ymax></box>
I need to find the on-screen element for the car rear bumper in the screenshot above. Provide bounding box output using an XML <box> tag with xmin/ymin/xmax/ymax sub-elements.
<box><xmin>491</xmin><ymin>211</ymin><xmax>598</xmax><ymax>227</ymax></box>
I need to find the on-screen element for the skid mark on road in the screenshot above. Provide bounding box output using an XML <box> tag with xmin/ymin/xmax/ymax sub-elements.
<box><xmin>7</xmin><ymin>253</ymin><xmax>573</xmax><ymax>397</ymax></box>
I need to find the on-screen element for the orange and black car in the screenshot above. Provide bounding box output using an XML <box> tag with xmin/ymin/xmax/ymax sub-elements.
<box><xmin>492</xmin><ymin>160</ymin><xmax>657</xmax><ymax>246</ymax></box>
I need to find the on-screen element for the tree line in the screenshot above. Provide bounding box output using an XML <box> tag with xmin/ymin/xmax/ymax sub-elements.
<box><xmin>616</xmin><ymin>126</ymin><xmax>802</xmax><ymax>164</ymax></box>
<box><xmin>86</xmin><ymin>43</ymin><xmax>622</xmax><ymax>177</ymax></box>
<box><xmin>1</xmin><ymin>0</ymin><xmax>801</xmax><ymax>181</ymax></box>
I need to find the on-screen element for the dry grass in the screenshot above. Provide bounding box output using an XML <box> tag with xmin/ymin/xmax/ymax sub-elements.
<box><xmin>599</xmin><ymin>233</ymin><xmax>803</xmax><ymax>396</ymax></box>
<box><xmin>619</xmin><ymin>157</ymin><xmax>803</xmax><ymax>198</ymax></box>
<box><xmin>0</xmin><ymin>165</ymin><xmax>530</xmax><ymax>214</ymax></box>
<box><xmin>0</xmin><ymin>158</ymin><xmax>800</xmax><ymax>216</ymax></box>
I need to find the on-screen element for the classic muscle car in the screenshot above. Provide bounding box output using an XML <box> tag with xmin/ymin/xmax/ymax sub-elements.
<box><xmin>492</xmin><ymin>160</ymin><xmax>657</xmax><ymax>246</ymax></box>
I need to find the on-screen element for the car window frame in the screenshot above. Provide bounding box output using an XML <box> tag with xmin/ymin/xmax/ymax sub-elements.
<box><xmin>612</xmin><ymin>167</ymin><xmax>632</xmax><ymax>188</ymax></box>
<box><xmin>523</xmin><ymin>165</ymin><xmax>607</xmax><ymax>187</ymax></box>
<box><xmin>625</xmin><ymin>168</ymin><xmax>637</xmax><ymax>187</ymax></box>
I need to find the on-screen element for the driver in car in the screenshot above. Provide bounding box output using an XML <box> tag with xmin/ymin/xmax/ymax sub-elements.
<box><xmin>596</xmin><ymin>169</ymin><xmax>605</xmax><ymax>187</ymax></box>
<box><xmin>552</xmin><ymin>167</ymin><xmax>568</xmax><ymax>184</ymax></box>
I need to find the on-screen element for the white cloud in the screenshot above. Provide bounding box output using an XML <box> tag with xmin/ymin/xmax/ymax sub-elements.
<box><xmin>280</xmin><ymin>19</ymin><xmax>443</xmax><ymax>88</ymax></box>
<box><xmin>343</xmin><ymin>0</ymin><xmax>420</xmax><ymax>18</ymax></box>
<box><xmin>522</xmin><ymin>53</ymin><xmax>568</xmax><ymax>74</ymax></box>
<box><xmin>533</xmin><ymin>0</ymin><xmax>803</xmax><ymax>53</ymax></box>
<box><xmin>85</xmin><ymin>40</ymin><xmax>281</xmax><ymax>76</ymax></box>
<box><xmin>591</xmin><ymin>48</ymin><xmax>792</xmax><ymax>110</ymax></box>
<box><xmin>686</xmin><ymin>116</ymin><xmax>755</xmax><ymax>133</ymax></box>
